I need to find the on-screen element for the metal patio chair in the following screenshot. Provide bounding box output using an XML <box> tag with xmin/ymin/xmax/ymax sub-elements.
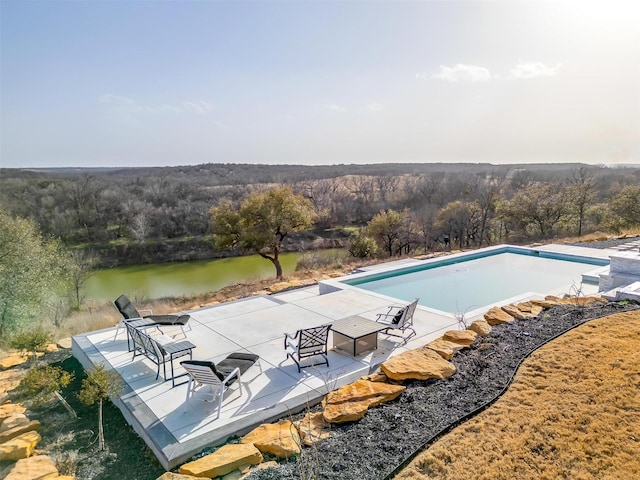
<box><xmin>376</xmin><ymin>298</ymin><xmax>419</xmax><ymax>345</ymax></box>
<box><xmin>127</xmin><ymin>322</ymin><xmax>195</xmax><ymax>386</ymax></box>
<box><xmin>284</xmin><ymin>324</ymin><xmax>332</xmax><ymax>373</ymax></box>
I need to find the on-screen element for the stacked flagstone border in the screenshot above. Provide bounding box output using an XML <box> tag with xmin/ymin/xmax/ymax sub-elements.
<box><xmin>0</xmin><ymin>339</ymin><xmax>75</xmax><ymax>480</ymax></box>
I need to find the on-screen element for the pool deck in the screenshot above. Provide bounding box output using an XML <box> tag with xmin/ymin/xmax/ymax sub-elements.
<box><xmin>71</xmin><ymin>244</ymin><xmax>615</xmax><ymax>470</ymax></box>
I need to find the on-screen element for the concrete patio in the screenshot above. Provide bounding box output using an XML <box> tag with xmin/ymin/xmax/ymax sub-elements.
<box><xmin>71</xmin><ymin>244</ymin><xmax>614</xmax><ymax>470</ymax></box>
<box><xmin>73</xmin><ymin>285</ymin><xmax>463</xmax><ymax>470</ymax></box>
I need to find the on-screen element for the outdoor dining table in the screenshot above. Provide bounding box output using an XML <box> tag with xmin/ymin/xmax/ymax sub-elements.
<box><xmin>331</xmin><ymin>315</ymin><xmax>387</xmax><ymax>357</ymax></box>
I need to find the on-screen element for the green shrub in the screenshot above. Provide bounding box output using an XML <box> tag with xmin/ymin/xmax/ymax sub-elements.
<box><xmin>10</xmin><ymin>325</ymin><xmax>54</xmax><ymax>361</ymax></box>
<box><xmin>347</xmin><ymin>231</ymin><xmax>378</xmax><ymax>258</ymax></box>
<box><xmin>18</xmin><ymin>365</ymin><xmax>74</xmax><ymax>403</ymax></box>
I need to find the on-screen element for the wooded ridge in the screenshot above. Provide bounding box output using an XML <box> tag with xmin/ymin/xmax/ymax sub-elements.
<box><xmin>2</xmin><ymin>162</ymin><xmax>639</xmax><ymax>266</ymax></box>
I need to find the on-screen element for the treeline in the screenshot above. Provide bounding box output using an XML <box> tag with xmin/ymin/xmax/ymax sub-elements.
<box><xmin>1</xmin><ymin>162</ymin><xmax>639</xmax><ymax>266</ymax></box>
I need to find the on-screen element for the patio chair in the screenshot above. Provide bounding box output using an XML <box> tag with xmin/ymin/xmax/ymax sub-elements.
<box><xmin>376</xmin><ymin>298</ymin><xmax>419</xmax><ymax>345</ymax></box>
<box><xmin>127</xmin><ymin>322</ymin><xmax>196</xmax><ymax>386</ymax></box>
<box><xmin>284</xmin><ymin>324</ymin><xmax>332</xmax><ymax>373</ymax></box>
<box><xmin>181</xmin><ymin>353</ymin><xmax>261</xmax><ymax>419</ymax></box>
<box><xmin>113</xmin><ymin>294</ymin><xmax>191</xmax><ymax>340</ymax></box>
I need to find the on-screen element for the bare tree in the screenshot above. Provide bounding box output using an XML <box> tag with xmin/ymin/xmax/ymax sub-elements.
<box><xmin>568</xmin><ymin>167</ymin><xmax>597</xmax><ymax>236</ymax></box>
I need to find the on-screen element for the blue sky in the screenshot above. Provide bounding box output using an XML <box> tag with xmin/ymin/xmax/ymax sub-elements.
<box><xmin>1</xmin><ymin>0</ymin><xmax>638</xmax><ymax>168</ymax></box>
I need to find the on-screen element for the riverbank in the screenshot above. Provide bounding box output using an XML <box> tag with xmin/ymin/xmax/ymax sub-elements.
<box><xmin>58</xmin><ymin>257</ymin><xmax>375</xmax><ymax>341</ymax></box>
<box><xmin>78</xmin><ymin>228</ymin><xmax>352</xmax><ymax>268</ymax></box>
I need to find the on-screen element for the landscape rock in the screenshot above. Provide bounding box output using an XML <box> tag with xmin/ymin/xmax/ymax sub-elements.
<box><xmin>0</xmin><ymin>368</ymin><xmax>27</xmax><ymax>394</ymax></box>
<box><xmin>294</xmin><ymin>412</ymin><xmax>332</xmax><ymax>446</ymax></box>
<box><xmin>587</xmin><ymin>296</ymin><xmax>608</xmax><ymax>304</ymax></box>
<box><xmin>238</xmin><ymin>461</ymin><xmax>278</xmax><ymax>479</ymax></box>
<box><xmin>530</xmin><ymin>298</ymin><xmax>560</xmax><ymax>308</ymax></box>
<box><xmin>156</xmin><ymin>472</ymin><xmax>202</xmax><ymax>480</ymax></box>
<box><xmin>545</xmin><ymin>295</ymin><xmax>577</xmax><ymax>305</ymax></box>
<box><xmin>423</xmin><ymin>339</ymin><xmax>462</xmax><ymax>360</ymax></box>
<box><xmin>45</xmin><ymin>344</ymin><xmax>58</xmax><ymax>353</ymax></box>
<box><xmin>381</xmin><ymin>349</ymin><xmax>456</xmax><ymax>382</ymax></box>
<box><xmin>442</xmin><ymin>329</ymin><xmax>478</xmax><ymax>346</ymax></box>
<box><xmin>57</xmin><ymin>338</ymin><xmax>72</xmax><ymax>349</ymax></box>
<box><xmin>322</xmin><ymin>379</ymin><xmax>405</xmax><ymax>423</ymax></box>
<box><xmin>576</xmin><ymin>295</ymin><xmax>608</xmax><ymax>305</ymax></box>
<box><xmin>3</xmin><ymin>454</ymin><xmax>59</xmax><ymax>480</ymax></box>
<box><xmin>0</xmin><ymin>403</ymin><xmax>27</xmax><ymax>421</ymax></box>
<box><xmin>545</xmin><ymin>295</ymin><xmax>607</xmax><ymax>306</ymax></box>
<box><xmin>0</xmin><ymin>355</ymin><xmax>29</xmax><ymax>371</ymax></box>
<box><xmin>241</xmin><ymin>420</ymin><xmax>301</xmax><ymax>458</ymax></box>
<box><xmin>516</xmin><ymin>301</ymin><xmax>544</xmax><ymax>316</ymax></box>
<box><xmin>0</xmin><ymin>420</ymin><xmax>41</xmax><ymax>444</ymax></box>
<box><xmin>0</xmin><ymin>392</ymin><xmax>8</xmax><ymax>405</ymax></box>
<box><xmin>501</xmin><ymin>304</ymin><xmax>536</xmax><ymax>320</ymax></box>
<box><xmin>360</xmin><ymin>371</ymin><xmax>388</xmax><ymax>383</ymax></box>
<box><xmin>323</xmin><ymin>398</ymin><xmax>375</xmax><ymax>423</ymax></box>
<box><xmin>220</xmin><ymin>470</ymin><xmax>243</xmax><ymax>480</ymax></box>
<box><xmin>179</xmin><ymin>443</ymin><xmax>263</xmax><ymax>478</ymax></box>
<box><xmin>483</xmin><ymin>307</ymin><xmax>514</xmax><ymax>325</ymax></box>
<box><xmin>0</xmin><ymin>414</ymin><xmax>30</xmax><ymax>432</ymax></box>
<box><xmin>0</xmin><ymin>430</ymin><xmax>41</xmax><ymax>461</ymax></box>
<box><xmin>468</xmin><ymin>320</ymin><xmax>491</xmax><ymax>336</ymax></box>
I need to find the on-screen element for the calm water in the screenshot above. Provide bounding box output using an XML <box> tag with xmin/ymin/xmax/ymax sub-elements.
<box><xmin>87</xmin><ymin>250</ymin><xmax>341</xmax><ymax>301</ymax></box>
<box><xmin>346</xmin><ymin>252</ymin><xmax>603</xmax><ymax>314</ymax></box>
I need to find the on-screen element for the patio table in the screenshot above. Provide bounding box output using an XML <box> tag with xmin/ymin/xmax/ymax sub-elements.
<box><xmin>331</xmin><ymin>316</ymin><xmax>387</xmax><ymax>357</ymax></box>
<box><xmin>162</xmin><ymin>340</ymin><xmax>196</xmax><ymax>387</ymax></box>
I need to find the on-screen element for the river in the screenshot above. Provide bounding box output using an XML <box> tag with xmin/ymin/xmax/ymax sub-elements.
<box><xmin>86</xmin><ymin>250</ymin><xmax>343</xmax><ymax>301</ymax></box>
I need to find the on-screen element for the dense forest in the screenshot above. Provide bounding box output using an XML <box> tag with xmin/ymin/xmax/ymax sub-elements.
<box><xmin>1</xmin><ymin>162</ymin><xmax>639</xmax><ymax>267</ymax></box>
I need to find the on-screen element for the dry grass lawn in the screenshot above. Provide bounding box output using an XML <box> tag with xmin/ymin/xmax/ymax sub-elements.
<box><xmin>396</xmin><ymin>310</ymin><xmax>640</xmax><ymax>480</ymax></box>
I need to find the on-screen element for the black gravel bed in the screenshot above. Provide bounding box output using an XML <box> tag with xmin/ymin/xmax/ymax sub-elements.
<box><xmin>247</xmin><ymin>300</ymin><xmax>640</xmax><ymax>480</ymax></box>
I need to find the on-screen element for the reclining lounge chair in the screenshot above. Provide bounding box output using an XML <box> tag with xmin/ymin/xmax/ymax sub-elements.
<box><xmin>181</xmin><ymin>353</ymin><xmax>261</xmax><ymax>419</ymax></box>
<box><xmin>113</xmin><ymin>294</ymin><xmax>191</xmax><ymax>341</ymax></box>
<box><xmin>376</xmin><ymin>298</ymin><xmax>419</xmax><ymax>345</ymax></box>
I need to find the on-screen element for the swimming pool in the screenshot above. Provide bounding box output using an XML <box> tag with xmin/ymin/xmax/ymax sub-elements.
<box><xmin>323</xmin><ymin>246</ymin><xmax>608</xmax><ymax>315</ymax></box>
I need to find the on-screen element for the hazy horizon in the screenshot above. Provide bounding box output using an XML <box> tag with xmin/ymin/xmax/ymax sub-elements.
<box><xmin>2</xmin><ymin>0</ymin><xmax>638</xmax><ymax>169</ymax></box>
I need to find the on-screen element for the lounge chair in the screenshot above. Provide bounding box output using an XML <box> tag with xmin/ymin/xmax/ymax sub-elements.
<box><xmin>113</xmin><ymin>294</ymin><xmax>191</xmax><ymax>340</ymax></box>
<box><xmin>376</xmin><ymin>298</ymin><xmax>418</xmax><ymax>345</ymax></box>
<box><xmin>284</xmin><ymin>324</ymin><xmax>332</xmax><ymax>373</ymax></box>
<box><xmin>181</xmin><ymin>353</ymin><xmax>261</xmax><ymax>419</ymax></box>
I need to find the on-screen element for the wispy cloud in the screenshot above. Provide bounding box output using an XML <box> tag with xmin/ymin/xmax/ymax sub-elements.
<box><xmin>421</xmin><ymin>62</ymin><xmax>562</xmax><ymax>82</ymax></box>
<box><xmin>508</xmin><ymin>62</ymin><xmax>562</xmax><ymax>79</ymax></box>
<box><xmin>98</xmin><ymin>94</ymin><xmax>212</xmax><ymax>114</ymax></box>
<box><xmin>98</xmin><ymin>94</ymin><xmax>137</xmax><ymax>107</ymax></box>
<box><xmin>365</xmin><ymin>103</ymin><xmax>384</xmax><ymax>112</ymax></box>
<box><xmin>182</xmin><ymin>101</ymin><xmax>212</xmax><ymax>114</ymax></box>
<box><xmin>428</xmin><ymin>64</ymin><xmax>492</xmax><ymax>82</ymax></box>
<box><xmin>324</xmin><ymin>103</ymin><xmax>346</xmax><ymax>112</ymax></box>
